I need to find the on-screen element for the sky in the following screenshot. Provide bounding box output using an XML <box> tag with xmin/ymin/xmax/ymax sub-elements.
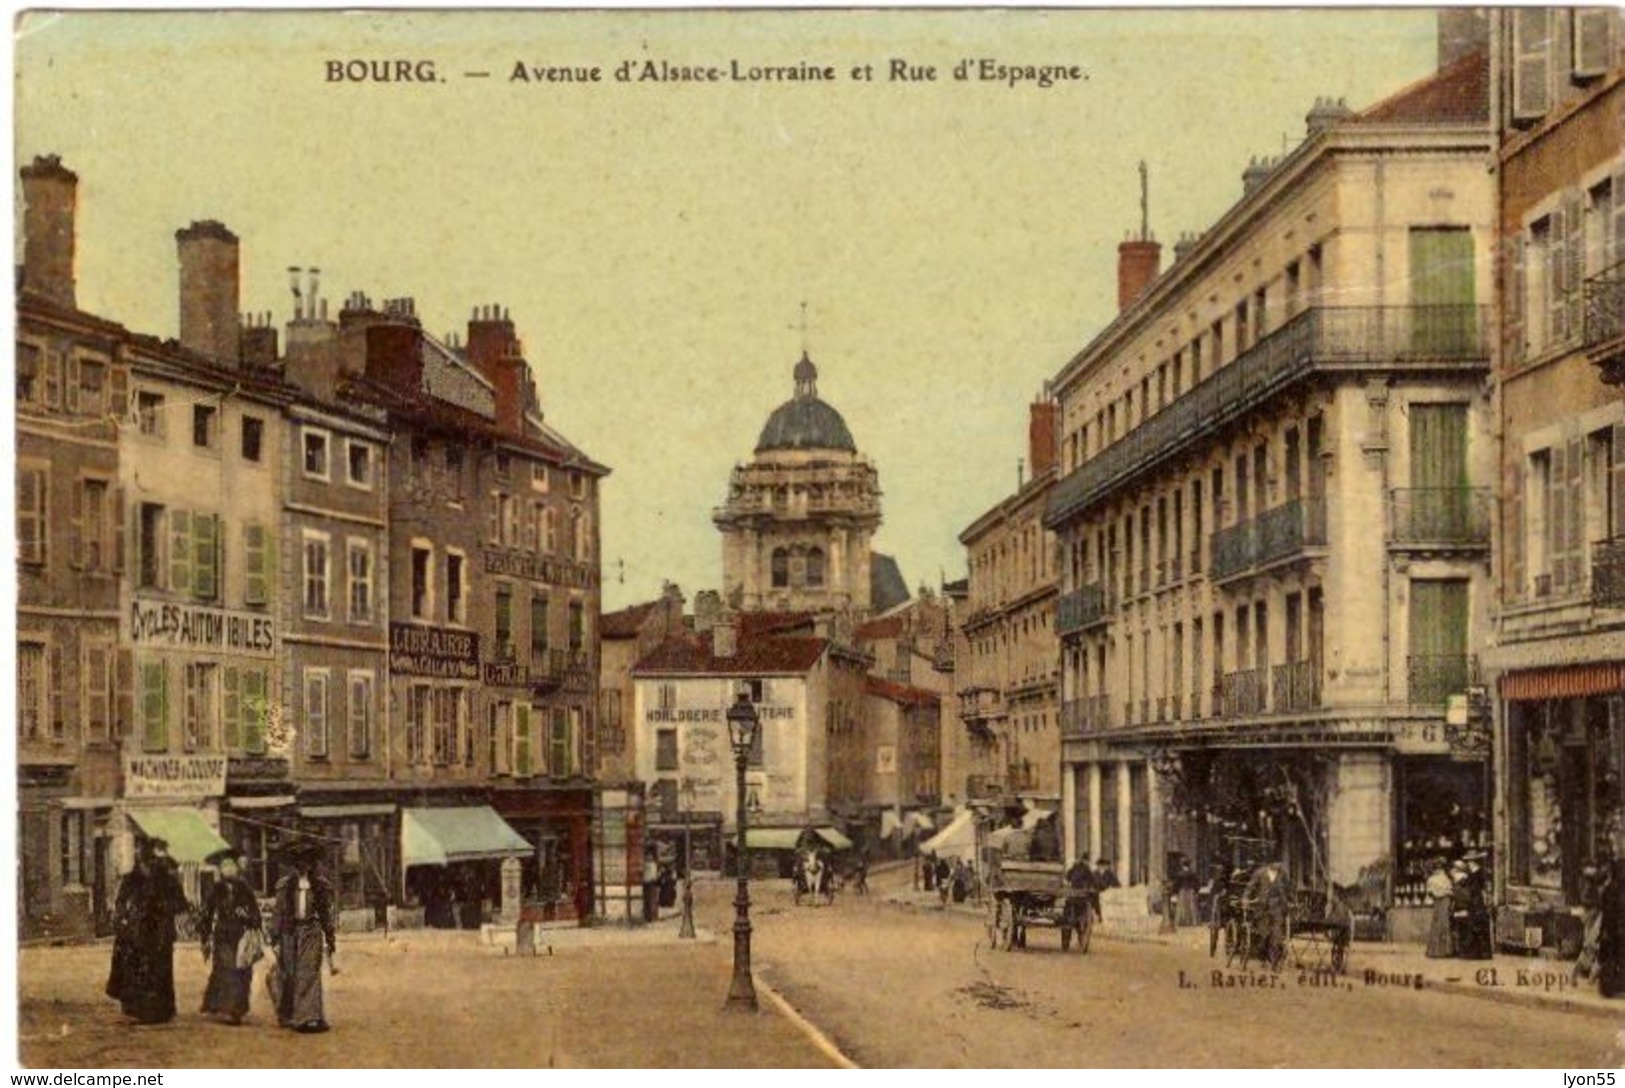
<box><xmin>12</xmin><ymin>8</ymin><xmax>1441</xmax><ymax>611</ymax></box>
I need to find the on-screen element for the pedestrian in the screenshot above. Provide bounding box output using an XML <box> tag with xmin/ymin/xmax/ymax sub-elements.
<box><xmin>1453</xmin><ymin>853</ymin><xmax>1493</xmax><ymax>960</ymax></box>
<box><xmin>1175</xmin><ymin>857</ymin><xmax>1200</xmax><ymax>928</ymax></box>
<box><xmin>199</xmin><ymin>850</ymin><xmax>264</xmax><ymax>1025</ymax></box>
<box><xmin>270</xmin><ymin>837</ymin><xmax>338</xmax><ymax>1033</ymax></box>
<box><xmin>1597</xmin><ymin>850</ymin><xmax>1625</xmax><ymax>998</ymax></box>
<box><xmin>922</xmin><ymin>851</ymin><xmax>936</xmax><ymax>892</ymax></box>
<box><xmin>1063</xmin><ymin>856</ymin><xmax>1095</xmax><ymax>930</ymax></box>
<box><xmin>950</xmin><ymin>858</ymin><xmax>969</xmax><ymax>904</ymax></box>
<box><xmin>1094</xmin><ymin>857</ymin><xmax>1121</xmax><ymax>891</ymax></box>
<box><xmin>105</xmin><ymin>837</ymin><xmax>191</xmax><ymax>1025</ymax></box>
<box><xmin>853</xmin><ymin>854</ymin><xmax>869</xmax><ymax>896</ymax></box>
<box><xmin>1424</xmin><ymin>859</ymin><xmax>1456</xmax><ymax>959</ymax></box>
<box><xmin>658</xmin><ymin>862</ymin><xmax>677</xmax><ymax>912</ymax></box>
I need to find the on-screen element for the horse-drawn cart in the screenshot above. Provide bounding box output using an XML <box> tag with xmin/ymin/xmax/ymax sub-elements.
<box><xmin>985</xmin><ymin>860</ymin><xmax>1093</xmax><ymax>954</ymax></box>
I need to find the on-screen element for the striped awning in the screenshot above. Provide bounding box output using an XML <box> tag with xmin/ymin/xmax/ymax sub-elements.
<box><xmin>1500</xmin><ymin>662</ymin><xmax>1625</xmax><ymax>701</ymax></box>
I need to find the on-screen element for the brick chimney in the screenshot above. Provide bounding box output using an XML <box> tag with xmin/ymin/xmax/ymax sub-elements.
<box><xmin>239</xmin><ymin>311</ymin><xmax>279</xmax><ymax>369</ymax></box>
<box><xmin>1117</xmin><ymin>238</ymin><xmax>1161</xmax><ymax>312</ymax></box>
<box><xmin>466</xmin><ymin>304</ymin><xmax>526</xmax><ymax>434</ymax></box>
<box><xmin>176</xmin><ymin>220</ymin><xmax>241</xmax><ymax>366</ymax></box>
<box><xmin>20</xmin><ymin>155</ymin><xmax>78</xmax><ymax>308</ymax></box>
<box><xmin>1028</xmin><ymin>399</ymin><xmax>1057</xmax><ymax>477</ymax></box>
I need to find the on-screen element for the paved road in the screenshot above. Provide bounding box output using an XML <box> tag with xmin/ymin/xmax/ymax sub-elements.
<box><xmin>720</xmin><ymin>866</ymin><xmax>1625</xmax><ymax>1068</ymax></box>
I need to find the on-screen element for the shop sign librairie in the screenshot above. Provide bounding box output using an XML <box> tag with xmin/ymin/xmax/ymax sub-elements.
<box><xmin>127</xmin><ymin>597</ymin><xmax>276</xmax><ymax>659</ymax></box>
<box><xmin>390</xmin><ymin>623</ymin><xmax>480</xmax><ymax>680</ymax></box>
<box><xmin>124</xmin><ymin>754</ymin><xmax>228</xmax><ymax>799</ymax></box>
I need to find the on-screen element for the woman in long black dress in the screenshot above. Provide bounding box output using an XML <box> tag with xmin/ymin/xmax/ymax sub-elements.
<box><xmin>199</xmin><ymin>851</ymin><xmax>264</xmax><ymax>1024</ymax></box>
<box><xmin>1454</xmin><ymin>854</ymin><xmax>1494</xmax><ymax>960</ymax></box>
<box><xmin>105</xmin><ymin>838</ymin><xmax>191</xmax><ymax>1025</ymax></box>
<box><xmin>270</xmin><ymin>838</ymin><xmax>338</xmax><ymax>1033</ymax></box>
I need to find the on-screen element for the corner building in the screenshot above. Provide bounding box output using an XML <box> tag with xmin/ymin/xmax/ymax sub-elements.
<box><xmin>1046</xmin><ymin>52</ymin><xmax>1497</xmax><ymax>902</ymax></box>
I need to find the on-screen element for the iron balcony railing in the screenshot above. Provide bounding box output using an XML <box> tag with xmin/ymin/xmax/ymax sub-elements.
<box><xmin>1583</xmin><ymin>260</ymin><xmax>1625</xmax><ymax>358</ymax></box>
<box><xmin>1593</xmin><ymin>537</ymin><xmax>1625</xmax><ymax>608</ymax></box>
<box><xmin>1390</xmin><ymin>488</ymin><xmax>1491</xmax><ymax>547</ymax></box>
<box><xmin>1271</xmin><ymin>660</ymin><xmax>1321</xmax><ymax>712</ymax></box>
<box><xmin>1046</xmin><ymin>304</ymin><xmax>1489</xmax><ymax>527</ymax></box>
<box><xmin>1210</xmin><ymin>496</ymin><xmax>1328</xmax><ymax>582</ymax></box>
<box><xmin>1220</xmin><ymin>668</ymin><xmax>1268</xmax><ymax>716</ymax></box>
<box><xmin>1056</xmin><ymin>583</ymin><xmax>1109</xmax><ymax>634</ymax></box>
<box><xmin>1060</xmin><ymin>694</ymin><xmax>1113</xmax><ymax>737</ymax></box>
<box><xmin>1407</xmin><ymin>653</ymin><xmax>1478</xmax><ymax>706</ymax></box>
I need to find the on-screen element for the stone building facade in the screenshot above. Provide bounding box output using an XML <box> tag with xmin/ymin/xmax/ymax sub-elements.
<box><xmin>1045</xmin><ymin>53</ymin><xmax>1497</xmax><ymax>897</ymax></box>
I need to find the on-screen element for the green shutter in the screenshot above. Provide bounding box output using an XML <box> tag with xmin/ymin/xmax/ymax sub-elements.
<box><xmin>193</xmin><ymin>514</ymin><xmax>219</xmax><ymax>602</ymax></box>
<box><xmin>244</xmin><ymin>670</ymin><xmax>266</xmax><ymax>754</ymax></box>
<box><xmin>244</xmin><ymin>524</ymin><xmax>266</xmax><ymax>605</ymax></box>
<box><xmin>1409</xmin><ymin>227</ymin><xmax>1476</xmax><ymax>352</ymax></box>
<box><xmin>515</xmin><ymin>705</ymin><xmax>531</xmax><ymax>776</ymax></box>
<box><xmin>223</xmin><ymin>666</ymin><xmax>241</xmax><ymax>750</ymax></box>
<box><xmin>169</xmin><ymin>510</ymin><xmax>192</xmax><ymax>595</ymax></box>
<box><xmin>142</xmin><ymin>662</ymin><xmax>167</xmax><ymax>751</ymax></box>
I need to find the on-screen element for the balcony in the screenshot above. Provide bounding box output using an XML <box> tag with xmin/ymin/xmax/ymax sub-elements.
<box><xmin>1584</xmin><ymin>260</ymin><xmax>1625</xmax><ymax>384</ymax></box>
<box><xmin>1218</xmin><ymin>668</ymin><xmax>1267</xmax><ymax>716</ymax></box>
<box><xmin>1056</xmin><ymin>583</ymin><xmax>1110</xmax><ymax>635</ymax></box>
<box><xmin>1407</xmin><ymin>653</ymin><xmax>1477</xmax><ymax>706</ymax></box>
<box><xmin>1270</xmin><ymin>660</ymin><xmax>1321</xmax><ymax>712</ymax></box>
<box><xmin>1390</xmin><ymin>488</ymin><xmax>1490</xmax><ymax>549</ymax></box>
<box><xmin>959</xmin><ymin>687</ymin><xmax>1004</xmax><ymax>722</ymax></box>
<box><xmin>1210</xmin><ymin>497</ymin><xmax>1327</xmax><ymax>583</ymax></box>
<box><xmin>1047</xmin><ymin>304</ymin><xmax>1489</xmax><ymax>527</ymax></box>
<box><xmin>1594</xmin><ymin>537</ymin><xmax>1625</xmax><ymax>608</ymax></box>
<box><xmin>1060</xmin><ymin>694</ymin><xmax>1113</xmax><ymax>737</ymax></box>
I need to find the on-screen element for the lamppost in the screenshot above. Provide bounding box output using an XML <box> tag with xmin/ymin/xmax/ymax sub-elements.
<box><xmin>724</xmin><ymin>690</ymin><xmax>760</xmax><ymax>1012</ymax></box>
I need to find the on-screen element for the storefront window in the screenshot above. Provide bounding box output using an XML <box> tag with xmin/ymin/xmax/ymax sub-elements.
<box><xmin>1395</xmin><ymin>756</ymin><xmax>1490</xmax><ymax>899</ymax></box>
<box><xmin>1510</xmin><ymin>696</ymin><xmax>1624</xmax><ymax>902</ymax></box>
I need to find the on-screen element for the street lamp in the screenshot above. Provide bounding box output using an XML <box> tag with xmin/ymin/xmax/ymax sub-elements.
<box><xmin>724</xmin><ymin>690</ymin><xmax>760</xmax><ymax>1012</ymax></box>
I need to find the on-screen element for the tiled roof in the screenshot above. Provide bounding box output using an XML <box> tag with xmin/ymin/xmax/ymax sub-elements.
<box><xmin>739</xmin><ymin>611</ymin><xmax>819</xmax><ymax>637</ymax></box>
<box><xmin>855</xmin><ymin>615</ymin><xmax>907</xmax><ymax>641</ymax></box>
<box><xmin>601</xmin><ymin>600</ymin><xmax>661</xmax><ymax>640</ymax></box>
<box><xmin>863</xmin><ymin>675</ymin><xmax>940</xmax><ymax>709</ymax></box>
<box><xmin>1353</xmin><ymin>50</ymin><xmax>1488</xmax><ymax>126</ymax></box>
<box><xmin>633</xmin><ymin>631</ymin><xmax>827</xmax><ymax>677</ymax></box>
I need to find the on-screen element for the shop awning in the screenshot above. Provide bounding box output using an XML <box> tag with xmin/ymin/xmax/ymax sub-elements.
<box><xmin>301</xmin><ymin>803</ymin><xmax>397</xmax><ymax>819</ymax></box>
<box><xmin>401</xmin><ymin>806</ymin><xmax>531</xmax><ymax>868</ymax></box>
<box><xmin>1501</xmin><ymin>662</ymin><xmax>1625</xmax><ymax>701</ymax></box>
<box><xmin>813</xmin><ymin>827</ymin><xmax>854</xmax><ymax>851</ymax></box>
<box><xmin>744</xmin><ymin>828</ymin><xmax>804</xmax><ymax>851</ymax></box>
<box><xmin>127</xmin><ymin>807</ymin><xmax>230</xmax><ymax>865</ymax></box>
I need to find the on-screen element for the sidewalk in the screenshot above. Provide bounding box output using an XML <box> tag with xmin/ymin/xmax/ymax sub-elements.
<box><xmin>877</xmin><ymin>888</ymin><xmax>1625</xmax><ymax>1021</ymax></box>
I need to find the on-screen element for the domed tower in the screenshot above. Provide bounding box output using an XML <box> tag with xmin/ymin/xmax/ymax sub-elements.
<box><xmin>715</xmin><ymin>353</ymin><xmax>882</xmax><ymax>613</ymax></box>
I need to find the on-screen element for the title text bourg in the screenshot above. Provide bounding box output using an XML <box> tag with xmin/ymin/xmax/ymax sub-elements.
<box><xmin>390</xmin><ymin>623</ymin><xmax>481</xmax><ymax>680</ymax></box>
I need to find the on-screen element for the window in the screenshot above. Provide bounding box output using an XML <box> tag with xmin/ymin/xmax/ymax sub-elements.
<box><xmin>303</xmin><ymin>533</ymin><xmax>330</xmax><ymax>617</ymax></box>
<box><xmin>78</xmin><ymin>359</ymin><xmax>106</xmax><ymax>415</ymax></box>
<box><xmin>445</xmin><ymin>447</ymin><xmax>464</xmax><ymax>499</ymax></box>
<box><xmin>346</xmin><ymin>441</ymin><xmax>373</xmax><ymax>488</ymax></box>
<box><xmin>407</xmin><ymin>685</ymin><xmax>430</xmax><ymax>765</ymax></box>
<box><xmin>541</xmin><ymin>507</ymin><xmax>556</xmax><ymax>553</ymax></box>
<box><xmin>432</xmin><ymin>688</ymin><xmax>457</xmax><ymax>765</ymax></box>
<box><xmin>491</xmin><ymin>702</ymin><xmax>512</xmax><ymax>774</ymax></box>
<box><xmin>17</xmin><ymin>467</ymin><xmax>46</xmax><ymax>566</ymax></box>
<box><xmin>531</xmin><ymin>593</ymin><xmax>550</xmax><ymax>663</ymax></box>
<box><xmin>79</xmin><ymin>478</ymin><xmax>109</xmax><ymax>571</ymax></box>
<box><xmin>164</xmin><ymin>511</ymin><xmax>221</xmax><ymax>602</ymax></box>
<box><xmin>411</xmin><ymin>545</ymin><xmax>433</xmax><ymax>619</ymax></box>
<box><xmin>82</xmin><ymin>641</ymin><xmax>113</xmax><ymax>744</ymax></box>
<box><xmin>302</xmin><ymin>428</ymin><xmax>330</xmax><ymax>480</ymax></box>
<box><xmin>193</xmin><ymin>404</ymin><xmax>218</xmax><ymax>450</ymax></box>
<box><xmin>571</xmin><ymin>472</ymin><xmax>587</xmax><ymax>499</ymax></box>
<box><xmin>41</xmin><ymin>349</ymin><xmax>62</xmax><ymax>409</ymax></box>
<box><xmin>347</xmin><ymin>672</ymin><xmax>373</xmax><ymax>759</ymax></box>
<box><xmin>347</xmin><ymin>539</ymin><xmax>374</xmax><ymax>623</ymax></box>
<box><xmin>500</xmin><ymin>494</ymin><xmax>518</xmax><ymax>547</ymax></box>
<box><xmin>569</xmin><ymin>600</ymin><xmax>585</xmax><ymax>651</ymax></box>
<box><xmin>574</xmin><ymin>512</ymin><xmax>592</xmax><ymax>561</ymax></box>
<box><xmin>183</xmin><ymin>663</ymin><xmax>219</xmax><ymax>752</ymax></box>
<box><xmin>141</xmin><ymin>661</ymin><xmax>168</xmax><ymax>751</ymax></box>
<box><xmin>513</xmin><ymin>704</ymin><xmax>532</xmax><ymax>775</ymax></box>
<box><xmin>522</xmin><ymin>502</ymin><xmax>539</xmax><ymax>552</ymax></box>
<box><xmin>656</xmin><ymin>728</ymin><xmax>678</xmax><ymax>771</ymax></box>
<box><xmin>658</xmin><ymin>683</ymin><xmax>677</xmax><ymax>711</ymax></box>
<box><xmin>446</xmin><ymin>551</ymin><xmax>466</xmax><ymax>623</ymax></box>
<box><xmin>137</xmin><ymin>391</ymin><xmax>165</xmax><ymax>437</ymax></box>
<box><xmin>223</xmin><ymin>666</ymin><xmax>268</xmax><ymax>753</ymax></box>
<box><xmin>244</xmin><ymin>523</ymin><xmax>271</xmax><ymax>606</ymax></box>
<box><xmin>138</xmin><ymin>503</ymin><xmax>165</xmax><ymax>588</ymax></box>
<box><xmin>771</xmin><ymin>548</ymin><xmax>790</xmax><ymax>588</ymax></box>
<box><xmin>532</xmin><ymin>463</ymin><xmax>550</xmax><ymax>492</ymax></box>
<box><xmin>241</xmin><ymin>416</ymin><xmax>264</xmax><ymax>462</ymax></box>
<box><xmin>496</xmin><ymin>452</ymin><xmax>512</xmax><ymax>478</ymax></box>
<box><xmin>495</xmin><ymin>583</ymin><xmax>515</xmax><ymax>659</ymax></box>
<box><xmin>17</xmin><ymin>342</ymin><xmax>39</xmax><ymax>403</ymax></box>
<box><xmin>305</xmin><ymin>670</ymin><xmax>330</xmax><ymax>759</ymax></box>
<box><xmin>191</xmin><ymin>512</ymin><xmax>220</xmax><ymax>602</ymax></box>
<box><xmin>18</xmin><ymin>641</ymin><xmax>46</xmax><ymax>741</ymax></box>
<box><xmin>461</xmin><ymin>690</ymin><xmax>475</xmax><ymax>768</ymax></box>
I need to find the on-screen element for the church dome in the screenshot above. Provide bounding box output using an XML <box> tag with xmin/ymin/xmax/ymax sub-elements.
<box><xmin>755</xmin><ymin>353</ymin><xmax>857</xmax><ymax>453</ymax></box>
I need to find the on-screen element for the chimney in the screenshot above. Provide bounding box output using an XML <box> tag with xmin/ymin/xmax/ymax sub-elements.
<box><xmin>239</xmin><ymin>311</ymin><xmax>279</xmax><ymax>369</ymax></box>
<box><xmin>1173</xmin><ymin>231</ymin><xmax>1200</xmax><ymax>263</ymax></box>
<box><xmin>20</xmin><ymin>155</ymin><xmax>78</xmax><ymax>308</ymax></box>
<box><xmin>1116</xmin><ymin>160</ymin><xmax>1161</xmax><ymax>311</ymax></box>
<box><xmin>693</xmin><ymin>590</ymin><xmax>724</xmax><ymax>634</ymax></box>
<box><xmin>1028</xmin><ymin>399</ymin><xmax>1057</xmax><ymax>477</ymax></box>
<box><xmin>712</xmin><ymin>611</ymin><xmax>739</xmax><ymax>659</ymax></box>
<box><xmin>466</xmin><ymin>303</ymin><xmax>526</xmax><ymax>433</ymax></box>
<box><xmin>176</xmin><ymin>220</ymin><xmax>241</xmax><ymax>366</ymax></box>
<box><xmin>1436</xmin><ymin>8</ymin><xmax>1488</xmax><ymax>70</ymax></box>
<box><xmin>1305</xmin><ymin>96</ymin><xmax>1353</xmax><ymax>138</ymax></box>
